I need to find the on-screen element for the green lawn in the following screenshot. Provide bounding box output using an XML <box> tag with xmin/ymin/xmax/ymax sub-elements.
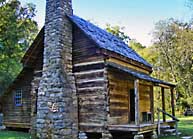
<box><xmin>0</xmin><ymin>131</ymin><xmax>30</xmax><ymax>139</ymax></box>
<box><xmin>0</xmin><ymin>116</ymin><xmax>192</xmax><ymax>139</ymax></box>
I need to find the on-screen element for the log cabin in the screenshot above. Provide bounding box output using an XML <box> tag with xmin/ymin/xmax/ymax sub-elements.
<box><xmin>0</xmin><ymin>0</ymin><xmax>178</xmax><ymax>138</ymax></box>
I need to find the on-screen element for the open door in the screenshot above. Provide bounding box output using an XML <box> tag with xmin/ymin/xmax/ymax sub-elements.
<box><xmin>129</xmin><ymin>89</ymin><xmax>135</xmax><ymax>122</ymax></box>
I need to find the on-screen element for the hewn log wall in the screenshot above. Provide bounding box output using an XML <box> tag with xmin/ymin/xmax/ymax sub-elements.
<box><xmin>2</xmin><ymin>69</ymin><xmax>33</xmax><ymax>128</ymax></box>
<box><xmin>139</xmin><ymin>85</ymin><xmax>151</xmax><ymax>122</ymax></box>
<box><xmin>73</xmin><ymin>26</ymin><xmax>106</xmax><ymax>132</ymax></box>
<box><xmin>107</xmin><ymin>69</ymin><xmax>134</xmax><ymax>125</ymax></box>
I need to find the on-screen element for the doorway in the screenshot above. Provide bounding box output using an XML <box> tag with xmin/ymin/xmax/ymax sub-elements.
<box><xmin>129</xmin><ymin>89</ymin><xmax>135</xmax><ymax>122</ymax></box>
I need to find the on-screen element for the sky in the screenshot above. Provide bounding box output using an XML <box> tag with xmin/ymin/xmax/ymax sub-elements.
<box><xmin>19</xmin><ymin>0</ymin><xmax>193</xmax><ymax>46</ymax></box>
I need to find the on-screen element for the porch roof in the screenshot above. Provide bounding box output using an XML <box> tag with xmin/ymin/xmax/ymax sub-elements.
<box><xmin>106</xmin><ymin>62</ymin><xmax>176</xmax><ymax>88</ymax></box>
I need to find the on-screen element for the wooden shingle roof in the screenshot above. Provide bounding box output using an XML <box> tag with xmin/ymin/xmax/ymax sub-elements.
<box><xmin>69</xmin><ymin>15</ymin><xmax>152</xmax><ymax>68</ymax></box>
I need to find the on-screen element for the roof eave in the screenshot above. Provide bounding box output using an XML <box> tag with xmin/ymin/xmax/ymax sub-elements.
<box><xmin>106</xmin><ymin>61</ymin><xmax>176</xmax><ymax>88</ymax></box>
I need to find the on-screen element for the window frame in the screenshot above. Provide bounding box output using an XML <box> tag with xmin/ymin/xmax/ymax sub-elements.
<box><xmin>14</xmin><ymin>89</ymin><xmax>23</xmax><ymax>107</ymax></box>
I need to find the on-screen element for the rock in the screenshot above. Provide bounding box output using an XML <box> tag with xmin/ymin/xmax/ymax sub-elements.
<box><xmin>134</xmin><ymin>134</ymin><xmax>144</xmax><ymax>139</ymax></box>
<box><xmin>181</xmin><ymin>136</ymin><xmax>193</xmax><ymax>139</ymax></box>
<box><xmin>79</xmin><ymin>132</ymin><xmax>88</xmax><ymax>139</ymax></box>
<box><xmin>36</xmin><ymin>119</ymin><xmax>45</xmax><ymax>124</ymax></box>
<box><xmin>0</xmin><ymin>126</ymin><xmax>5</xmax><ymax>130</ymax></box>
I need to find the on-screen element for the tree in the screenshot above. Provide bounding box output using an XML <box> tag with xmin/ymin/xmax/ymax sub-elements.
<box><xmin>105</xmin><ymin>24</ymin><xmax>130</xmax><ymax>43</ymax></box>
<box><xmin>152</xmin><ymin>18</ymin><xmax>193</xmax><ymax>110</ymax></box>
<box><xmin>0</xmin><ymin>0</ymin><xmax>38</xmax><ymax>94</ymax></box>
<box><xmin>129</xmin><ymin>40</ymin><xmax>160</xmax><ymax>68</ymax></box>
<box><xmin>129</xmin><ymin>39</ymin><xmax>145</xmax><ymax>50</ymax></box>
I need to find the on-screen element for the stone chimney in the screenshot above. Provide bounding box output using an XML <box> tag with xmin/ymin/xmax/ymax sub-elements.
<box><xmin>36</xmin><ymin>0</ymin><xmax>78</xmax><ymax>138</ymax></box>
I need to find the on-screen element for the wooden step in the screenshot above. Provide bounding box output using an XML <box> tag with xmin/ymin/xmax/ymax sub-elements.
<box><xmin>163</xmin><ymin>129</ymin><xmax>176</xmax><ymax>133</ymax></box>
<box><xmin>160</xmin><ymin>125</ymin><xmax>170</xmax><ymax>129</ymax></box>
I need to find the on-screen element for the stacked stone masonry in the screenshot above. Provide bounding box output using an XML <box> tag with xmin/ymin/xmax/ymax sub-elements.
<box><xmin>35</xmin><ymin>0</ymin><xmax>78</xmax><ymax>138</ymax></box>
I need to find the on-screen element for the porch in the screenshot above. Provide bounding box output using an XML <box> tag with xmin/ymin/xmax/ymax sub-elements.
<box><xmin>106</xmin><ymin>62</ymin><xmax>177</xmax><ymax>136</ymax></box>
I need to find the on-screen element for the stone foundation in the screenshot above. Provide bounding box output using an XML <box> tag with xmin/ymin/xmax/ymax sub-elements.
<box><xmin>101</xmin><ymin>131</ymin><xmax>113</xmax><ymax>139</ymax></box>
<box><xmin>134</xmin><ymin>134</ymin><xmax>144</xmax><ymax>139</ymax></box>
<box><xmin>79</xmin><ymin>132</ymin><xmax>88</xmax><ymax>139</ymax></box>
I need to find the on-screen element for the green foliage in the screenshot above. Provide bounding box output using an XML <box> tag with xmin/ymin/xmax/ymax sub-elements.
<box><xmin>185</xmin><ymin>0</ymin><xmax>193</xmax><ymax>9</ymax></box>
<box><xmin>105</xmin><ymin>24</ymin><xmax>130</xmax><ymax>43</ymax></box>
<box><xmin>127</xmin><ymin>20</ymin><xmax>193</xmax><ymax>113</ymax></box>
<box><xmin>129</xmin><ymin>39</ymin><xmax>160</xmax><ymax>69</ymax></box>
<box><xmin>0</xmin><ymin>0</ymin><xmax>38</xmax><ymax>94</ymax></box>
<box><xmin>129</xmin><ymin>39</ymin><xmax>145</xmax><ymax>51</ymax></box>
<box><xmin>130</xmin><ymin>19</ymin><xmax>193</xmax><ymax>113</ymax></box>
<box><xmin>152</xmin><ymin>19</ymin><xmax>193</xmax><ymax>110</ymax></box>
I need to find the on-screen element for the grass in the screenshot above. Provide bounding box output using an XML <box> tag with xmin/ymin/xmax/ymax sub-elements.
<box><xmin>0</xmin><ymin>130</ymin><xmax>30</xmax><ymax>139</ymax></box>
<box><xmin>160</xmin><ymin>137</ymin><xmax>180</xmax><ymax>139</ymax></box>
<box><xmin>178</xmin><ymin>117</ymin><xmax>193</xmax><ymax>136</ymax></box>
<box><xmin>0</xmin><ymin>116</ymin><xmax>192</xmax><ymax>139</ymax></box>
<box><xmin>159</xmin><ymin>116</ymin><xmax>193</xmax><ymax>139</ymax></box>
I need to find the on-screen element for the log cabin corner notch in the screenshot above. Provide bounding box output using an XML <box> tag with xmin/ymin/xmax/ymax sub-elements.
<box><xmin>1</xmin><ymin>1</ymin><xmax>177</xmax><ymax>138</ymax></box>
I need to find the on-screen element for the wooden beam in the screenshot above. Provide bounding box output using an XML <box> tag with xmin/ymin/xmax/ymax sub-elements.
<box><xmin>171</xmin><ymin>88</ymin><xmax>175</xmax><ymax>117</ymax></box>
<box><xmin>150</xmin><ymin>86</ymin><xmax>154</xmax><ymax>124</ymax></box>
<box><xmin>106</xmin><ymin>57</ymin><xmax>150</xmax><ymax>74</ymax></box>
<box><xmin>77</xmin><ymin>87</ymin><xmax>104</xmax><ymax>91</ymax></box>
<box><xmin>74</xmin><ymin>69</ymin><xmax>104</xmax><ymax>75</ymax></box>
<box><xmin>161</xmin><ymin>87</ymin><xmax>166</xmax><ymax>122</ymax></box>
<box><xmin>3</xmin><ymin>122</ymin><xmax>31</xmax><ymax>129</ymax></box>
<box><xmin>158</xmin><ymin>84</ymin><xmax>171</xmax><ymax>89</ymax></box>
<box><xmin>74</xmin><ymin>60</ymin><xmax>104</xmax><ymax>67</ymax></box>
<box><xmin>139</xmin><ymin>80</ymin><xmax>153</xmax><ymax>86</ymax></box>
<box><xmin>76</xmin><ymin>78</ymin><xmax>104</xmax><ymax>84</ymax></box>
<box><xmin>134</xmin><ymin>79</ymin><xmax>140</xmax><ymax>126</ymax></box>
<box><xmin>102</xmin><ymin>49</ymin><xmax>153</xmax><ymax>73</ymax></box>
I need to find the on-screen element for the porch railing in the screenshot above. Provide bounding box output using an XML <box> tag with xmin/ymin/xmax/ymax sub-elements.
<box><xmin>157</xmin><ymin>108</ymin><xmax>179</xmax><ymax>136</ymax></box>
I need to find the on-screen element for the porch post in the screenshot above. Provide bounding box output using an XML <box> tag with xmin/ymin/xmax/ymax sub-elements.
<box><xmin>171</xmin><ymin>87</ymin><xmax>175</xmax><ymax>117</ymax></box>
<box><xmin>150</xmin><ymin>86</ymin><xmax>154</xmax><ymax>124</ymax></box>
<box><xmin>161</xmin><ymin>87</ymin><xmax>166</xmax><ymax>122</ymax></box>
<box><xmin>134</xmin><ymin>79</ymin><xmax>140</xmax><ymax>126</ymax></box>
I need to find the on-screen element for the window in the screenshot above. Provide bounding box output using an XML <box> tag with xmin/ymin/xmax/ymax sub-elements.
<box><xmin>15</xmin><ymin>89</ymin><xmax>22</xmax><ymax>106</ymax></box>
